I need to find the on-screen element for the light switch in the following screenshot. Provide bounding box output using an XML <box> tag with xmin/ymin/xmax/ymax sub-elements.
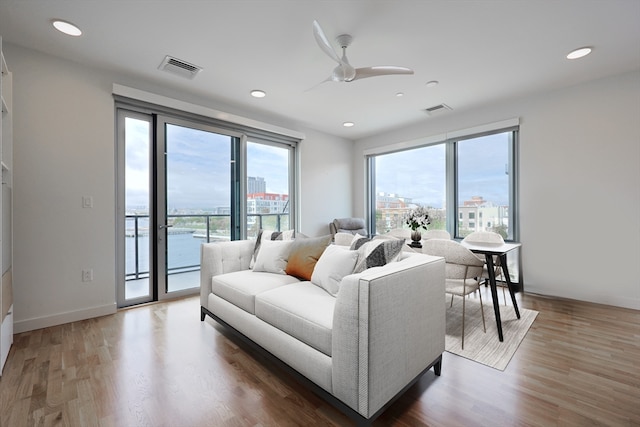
<box><xmin>82</xmin><ymin>196</ymin><xmax>93</xmax><ymax>208</ymax></box>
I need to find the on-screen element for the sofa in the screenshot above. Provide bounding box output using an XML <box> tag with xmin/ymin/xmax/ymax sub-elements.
<box><xmin>200</xmin><ymin>233</ymin><xmax>445</xmax><ymax>424</ymax></box>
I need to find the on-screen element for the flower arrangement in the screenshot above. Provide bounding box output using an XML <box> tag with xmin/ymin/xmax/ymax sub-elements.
<box><xmin>405</xmin><ymin>206</ymin><xmax>431</xmax><ymax>231</ymax></box>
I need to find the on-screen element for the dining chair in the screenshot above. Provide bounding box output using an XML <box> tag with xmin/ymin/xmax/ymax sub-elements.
<box><xmin>462</xmin><ymin>231</ymin><xmax>508</xmax><ymax>305</ymax></box>
<box><xmin>422</xmin><ymin>229</ymin><xmax>451</xmax><ymax>240</ymax></box>
<box><xmin>423</xmin><ymin>239</ymin><xmax>486</xmax><ymax>349</ymax></box>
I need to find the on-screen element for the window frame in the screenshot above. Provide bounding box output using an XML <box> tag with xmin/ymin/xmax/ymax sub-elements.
<box><xmin>114</xmin><ymin>96</ymin><xmax>300</xmax><ymax>238</ymax></box>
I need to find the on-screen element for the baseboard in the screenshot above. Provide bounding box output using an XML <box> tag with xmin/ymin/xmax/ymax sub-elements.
<box><xmin>525</xmin><ymin>286</ymin><xmax>640</xmax><ymax>311</ymax></box>
<box><xmin>13</xmin><ymin>303</ymin><xmax>117</xmax><ymax>333</ymax></box>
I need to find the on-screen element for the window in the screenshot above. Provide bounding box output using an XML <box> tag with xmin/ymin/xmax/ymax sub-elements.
<box><xmin>370</xmin><ymin>144</ymin><xmax>446</xmax><ymax>234</ymax></box>
<box><xmin>116</xmin><ymin>98</ymin><xmax>299</xmax><ymax>308</ymax></box>
<box><xmin>367</xmin><ymin>126</ymin><xmax>518</xmax><ymax>241</ymax></box>
<box><xmin>456</xmin><ymin>131</ymin><xmax>515</xmax><ymax>239</ymax></box>
<box><xmin>246</xmin><ymin>141</ymin><xmax>293</xmax><ymax>238</ymax></box>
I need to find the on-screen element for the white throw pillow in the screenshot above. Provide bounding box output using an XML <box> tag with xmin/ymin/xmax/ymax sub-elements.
<box><xmin>252</xmin><ymin>239</ymin><xmax>294</xmax><ymax>275</ymax></box>
<box><xmin>250</xmin><ymin>229</ymin><xmax>295</xmax><ymax>269</ymax></box>
<box><xmin>311</xmin><ymin>245</ymin><xmax>359</xmax><ymax>296</ymax></box>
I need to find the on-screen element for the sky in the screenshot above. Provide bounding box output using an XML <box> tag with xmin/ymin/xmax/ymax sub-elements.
<box><xmin>125</xmin><ymin>118</ymin><xmax>289</xmax><ymax>210</ymax></box>
<box><xmin>375</xmin><ymin>132</ymin><xmax>510</xmax><ymax>208</ymax></box>
<box><xmin>126</xmin><ymin>116</ymin><xmax>510</xmax><ymax>211</ymax></box>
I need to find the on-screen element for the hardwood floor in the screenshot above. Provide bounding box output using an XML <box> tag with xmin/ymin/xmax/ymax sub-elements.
<box><xmin>1</xmin><ymin>289</ymin><xmax>638</xmax><ymax>426</ymax></box>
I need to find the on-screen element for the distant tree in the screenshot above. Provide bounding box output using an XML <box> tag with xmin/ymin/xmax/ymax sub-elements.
<box><xmin>491</xmin><ymin>224</ymin><xmax>508</xmax><ymax>239</ymax></box>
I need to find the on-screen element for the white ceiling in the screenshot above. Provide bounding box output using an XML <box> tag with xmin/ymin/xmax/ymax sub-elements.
<box><xmin>1</xmin><ymin>0</ymin><xmax>639</xmax><ymax>140</ymax></box>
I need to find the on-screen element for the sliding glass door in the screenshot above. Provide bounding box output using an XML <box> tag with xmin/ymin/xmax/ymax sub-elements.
<box><xmin>117</xmin><ymin>110</ymin><xmax>239</xmax><ymax>307</ymax></box>
<box><xmin>117</xmin><ymin>104</ymin><xmax>298</xmax><ymax>308</ymax></box>
<box><xmin>158</xmin><ymin>118</ymin><xmax>239</xmax><ymax>295</ymax></box>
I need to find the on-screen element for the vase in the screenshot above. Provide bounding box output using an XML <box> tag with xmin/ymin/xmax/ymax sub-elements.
<box><xmin>410</xmin><ymin>230</ymin><xmax>422</xmax><ymax>248</ymax></box>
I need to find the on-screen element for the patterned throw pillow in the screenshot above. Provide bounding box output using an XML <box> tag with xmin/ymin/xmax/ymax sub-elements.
<box><xmin>349</xmin><ymin>233</ymin><xmax>371</xmax><ymax>250</ymax></box>
<box><xmin>352</xmin><ymin>238</ymin><xmax>406</xmax><ymax>274</ymax></box>
<box><xmin>285</xmin><ymin>235</ymin><xmax>332</xmax><ymax>280</ymax></box>
<box><xmin>250</xmin><ymin>229</ymin><xmax>295</xmax><ymax>269</ymax></box>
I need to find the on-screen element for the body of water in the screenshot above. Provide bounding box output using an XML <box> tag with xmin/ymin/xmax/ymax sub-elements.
<box><xmin>126</xmin><ymin>233</ymin><xmax>207</xmax><ymax>277</ymax></box>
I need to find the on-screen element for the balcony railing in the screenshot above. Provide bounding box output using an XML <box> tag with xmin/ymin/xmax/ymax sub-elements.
<box><xmin>125</xmin><ymin>213</ymin><xmax>289</xmax><ymax>281</ymax></box>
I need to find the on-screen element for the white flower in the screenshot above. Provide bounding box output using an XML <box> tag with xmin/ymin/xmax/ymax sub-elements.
<box><xmin>405</xmin><ymin>207</ymin><xmax>431</xmax><ymax>231</ymax></box>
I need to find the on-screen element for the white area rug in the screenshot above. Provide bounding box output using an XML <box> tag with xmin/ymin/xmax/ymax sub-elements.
<box><xmin>445</xmin><ymin>294</ymin><xmax>538</xmax><ymax>371</ymax></box>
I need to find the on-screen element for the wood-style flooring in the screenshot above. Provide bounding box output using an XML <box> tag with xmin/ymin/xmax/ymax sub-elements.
<box><xmin>1</xmin><ymin>288</ymin><xmax>639</xmax><ymax>426</ymax></box>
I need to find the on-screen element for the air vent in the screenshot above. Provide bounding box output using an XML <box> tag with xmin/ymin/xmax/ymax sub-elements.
<box><xmin>424</xmin><ymin>103</ymin><xmax>452</xmax><ymax>115</ymax></box>
<box><xmin>158</xmin><ymin>55</ymin><xmax>203</xmax><ymax>79</ymax></box>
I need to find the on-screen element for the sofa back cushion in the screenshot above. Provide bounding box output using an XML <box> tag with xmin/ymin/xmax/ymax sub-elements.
<box><xmin>285</xmin><ymin>235</ymin><xmax>332</xmax><ymax>280</ymax></box>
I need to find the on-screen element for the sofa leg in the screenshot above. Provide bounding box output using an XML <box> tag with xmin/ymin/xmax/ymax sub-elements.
<box><xmin>200</xmin><ymin>306</ymin><xmax>207</xmax><ymax>321</ymax></box>
<box><xmin>433</xmin><ymin>357</ymin><xmax>442</xmax><ymax>376</ymax></box>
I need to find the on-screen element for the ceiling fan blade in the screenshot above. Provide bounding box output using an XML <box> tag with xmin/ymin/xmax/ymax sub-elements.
<box><xmin>353</xmin><ymin>66</ymin><xmax>414</xmax><ymax>81</ymax></box>
<box><xmin>312</xmin><ymin>20</ymin><xmax>343</xmax><ymax>64</ymax></box>
<box><xmin>304</xmin><ymin>75</ymin><xmax>333</xmax><ymax>92</ymax></box>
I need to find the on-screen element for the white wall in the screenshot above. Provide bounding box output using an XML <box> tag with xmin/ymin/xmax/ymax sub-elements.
<box><xmin>6</xmin><ymin>44</ymin><xmax>352</xmax><ymax>332</ymax></box>
<box><xmin>353</xmin><ymin>71</ymin><xmax>640</xmax><ymax>310</ymax></box>
<box><xmin>298</xmin><ymin>127</ymin><xmax>354</xmax><ymax>237</ymax></box>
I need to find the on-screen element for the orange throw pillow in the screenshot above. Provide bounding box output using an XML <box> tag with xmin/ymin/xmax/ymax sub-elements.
<box><xmin>285</xmin><ymin>235</ymin><xmax>332</xmax><ymax>281</ymax></box>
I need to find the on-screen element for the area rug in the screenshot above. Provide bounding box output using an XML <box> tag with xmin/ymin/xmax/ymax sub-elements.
<box><xmin>445</xmin><ymin>294</ymin><xmax>538</xmax><ymax>371</ymax></box>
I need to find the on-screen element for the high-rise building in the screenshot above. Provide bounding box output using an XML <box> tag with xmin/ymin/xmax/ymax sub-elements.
<box><xmin>248</xmin><ymin>176</ymin><xmax>266</xmax><ymax>194</ymax></box>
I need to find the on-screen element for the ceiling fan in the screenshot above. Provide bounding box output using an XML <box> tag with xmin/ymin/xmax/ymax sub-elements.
<box><xmin>312</xmin><ymin>20</ymin><xmax>414</xmax><ymax>83</ymax></box>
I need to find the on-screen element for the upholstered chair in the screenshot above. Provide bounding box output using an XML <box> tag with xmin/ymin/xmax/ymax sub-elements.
<box><xmin>462</xmin><ymin>231</ymin><xmax>507</xmax><ymax>304</ymax></box>
<box><xmin>329</xmin><ymin>217</ymin><xmax>367</xmax><ymax>238</ymax></box>
<box><xmin>423</xmin><ymin>239</ymin><xmax>486</xmax><ymax>349</ymax></box>
<box><xmin>423</xmin><ymin>229</ymin><xmax>451</xmax><ymax>240</ymax></box>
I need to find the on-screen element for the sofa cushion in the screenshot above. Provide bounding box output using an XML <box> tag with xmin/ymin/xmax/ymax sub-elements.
<box><xmin>353</xmin><ymin>238</ymin><xmax>405</xmax><ymax>273</ymax></box>
<box><xmin>255</xmin><ymin>282</ymin><xmax>335</xmax><ymax>357</ymax></box>
<box><xmin>285</xmin><ymin>235</ymin><xmax>332</xmax><ymax>280</ymax></box>
<box><xmin>212</xmin><ymin>270</ymin><xmax>300</xmax><ymax>314</ymax></box>
<box><xmin>311</xmin><ymin>245</ymin><xmax>359</xmax><ymax>295</ymax></box>
<box><xmin>253</xmin><ymin>239</ymin><xmax>294</xmax><ymax>274</ymax></box>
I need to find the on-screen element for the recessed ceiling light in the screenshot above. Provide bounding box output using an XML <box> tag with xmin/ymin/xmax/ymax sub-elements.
<box><xmin>566</xmin><ymin>47</ymin><xmax>592</xmax><ymax>60</ymax></box>
<box><xmin>250</xmin><ymin>90</ymin><xmax>266</xmax><ymax>98</ymax></box>
<box><xmin>52</xmin><ymin>20</ymin><xmax>82</xmax><ymax>36</ymax></box>
<box><xmin>426</xmin><ymin>80</ymin><xmax>439</xmax><ymax>88</ymax></box>
<box><xmin>396</xmin><ymin>92</ymin><xmax>404</xmax><ymax>97</ymax></box>
<box><xmin>343</xmin><ymin>122</ymin><xmax>354</xmax><ymax>127</ymax></box>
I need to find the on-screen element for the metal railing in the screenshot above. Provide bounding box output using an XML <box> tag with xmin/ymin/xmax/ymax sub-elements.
<box><xmin>125</xmin><ymin>213</ymin><xmax>290</xmax><ymax>281</ymax></box>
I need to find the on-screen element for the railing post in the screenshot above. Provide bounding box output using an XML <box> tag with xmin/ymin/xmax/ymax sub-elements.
<box><xmin>276</xmin><ymin>214</ymin><xmax>281</xmax><ymax>231</ymax></box>
<box><xmin>206</xmin><ymin>214</ymin><xmax>211</xmax><ymax>243</ymax></box>
<box><xmin>134</xmin><ymin>216</ymin><xmax>140</xmax><ymax>280</ymax></box>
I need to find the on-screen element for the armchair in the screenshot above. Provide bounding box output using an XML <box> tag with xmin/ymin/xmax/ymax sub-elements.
<box><xmin>329</xmin><ymin>217</ymin><xmax>367</xmax><ymax>238</ymax></box>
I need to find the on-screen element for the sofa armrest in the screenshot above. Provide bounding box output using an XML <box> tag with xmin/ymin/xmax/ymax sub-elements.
<box><xmin>200</xmin><ymin>240</ymin><xmax>255</xmax><ymax>308</ymax></box>
<box><xmin>331</xmin><ymin>253</ymin><xmax>445</xmax><ymax>418</ymax></box>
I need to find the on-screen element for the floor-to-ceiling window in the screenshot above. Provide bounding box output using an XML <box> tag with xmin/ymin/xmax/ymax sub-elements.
<box><xmin>246</xmin><ymin>140</ymin><xmax>293</xmax><ymax>238</ymax></box>
<box><xmin>116</xmin><ymin>103</ymin><xmax>298</xmax><ymax>308</ymax></box>
<box><xmin>456</xmin><ymin>131</ymin><xmax>516</xmax><ymax>240</ymax></box>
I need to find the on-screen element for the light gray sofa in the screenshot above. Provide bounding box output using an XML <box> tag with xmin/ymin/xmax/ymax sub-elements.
<box><xmin>200</xmin><ymin>238</ymin><xmax>445</xmax><ymax>424</ymax></box>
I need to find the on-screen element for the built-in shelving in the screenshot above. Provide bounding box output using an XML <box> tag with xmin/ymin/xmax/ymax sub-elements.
<box><xmin>0</xmin><ymin>36</ymin><xmax>13</xmax><ymax>374</ymax></box>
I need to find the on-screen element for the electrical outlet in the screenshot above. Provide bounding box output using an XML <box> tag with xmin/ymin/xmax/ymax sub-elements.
<box><xmin>82</xmin><ymin>196</ymin><xmax>93</xmax><ymax>208</ymax></box>
<box><xmin>82</xmin><ymin>269</ymin><xmax>93</xmax><ymax>282</ymax></box>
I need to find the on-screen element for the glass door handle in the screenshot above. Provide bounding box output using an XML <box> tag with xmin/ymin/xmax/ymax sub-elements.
<box><xmin>159</xmin><ymin>224</ymin><xmax>174</xmax><ymax>229</ymax></box>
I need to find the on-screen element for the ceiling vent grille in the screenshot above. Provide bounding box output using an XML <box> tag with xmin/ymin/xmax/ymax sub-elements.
<box><xmin>424</xmin><ymin>103</ymin><xmax>452</xmax><ymax>115</ymax></box>
<box><xmin>158</xmin><ymin>55</ymin><xmax>203</xmax><ymax>79</ymax></box>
